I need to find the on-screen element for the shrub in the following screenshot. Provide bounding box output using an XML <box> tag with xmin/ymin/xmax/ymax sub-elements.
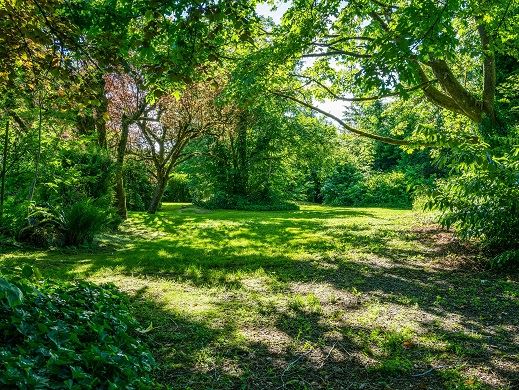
<box><xmin>60</xmin><ymin>199</ymin><xmax>110</xmax><ymax>246</ymax></box>
<box><xmin>491</xmin><ymin>249</ymin><xmax>519</xmax><ymax>269</ymax></box>
<box><xmin>361</xmin><ymin>171</ymin><xmax>412</xmax><ymax>208</ymax></box>
<box><xmin>17</xmin><ymin>205</ymin><xmax>64</xmax><ymax>247</ymax></box>
<box><xmin>426</xmin><ymin>130</ymin><xmax>519</xmax><ymax>262</ymax></box>
<box><xmin>124</xmin><ymin>159</ymin><xmax>154</xmax><ymax>211</ymax></box>
<box><xmin>1</xmin><ymin>199</ymin><xmax>35</xmax><ymax>238</ymax></box>
<box><xmin>430</xmin><ymin>169</ymin><xmax>519</xmax><ymax>252</ymax></box>
<box><xmin>38</xmin><ymin>144</ymin><xmax>114</xmax><ymax>209</ymax></box>
<box><xmin>321</xmin><ymin>162</ymin><xmax>364</xmax><ymax>206</ymax></box>
<box><xmin>0</xmin><ymin>267</ymin><xmax>159</xmax><ymax>388</ymax></box>
<box><xmin>15</xmin><ymin>200</ymin><xmax>111</xmax><ymax>248</ymax></box>
<box><xmin>322</xmin><ymin>164</ymin><xmax>412</xmax><ymax>208</ymax></box>
<box><xmin>163</xmin><ymin>173</ymin><xmax>191</xmax><ymax>203</ymax></box>
<box><xmin>196</xmin><ymin>193</ymin><xmax>299</xmax><ymax>211</ymax></box>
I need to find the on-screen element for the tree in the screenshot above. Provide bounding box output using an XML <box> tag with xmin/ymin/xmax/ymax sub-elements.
<box><xmin>105</xmin><ymin>73</ymin><xmax>149</xmax><ymax>220</ymax></box>
<box><xmin>134</xmin><ymin>81</ymin><xmax>227</xmax><ymax>213</ymax></box>
<box><xmin>242</xmin><ymin>0</ymin><xmax>518</xmax><ymax>145</ymax></box>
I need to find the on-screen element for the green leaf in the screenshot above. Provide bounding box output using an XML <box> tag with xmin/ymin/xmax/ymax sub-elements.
<box><xmin>136</xmin><ymin>322</ymin><xmax>153</xmax><ymax>334</ymax></box>
<box><xmin>0</xmin><ymin>278</ymin><xmax>24</xmax><ymax>307</ymax></box>
<box><xmin>21</xmin><ymin>265</ymin><xmax>34</xmax><ymax>279</ymax></box>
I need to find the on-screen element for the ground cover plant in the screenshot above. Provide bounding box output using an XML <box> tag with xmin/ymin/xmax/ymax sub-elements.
<box><xmin>0</xmin><ymin>267</ymin><xmax>158</xmax><ymax>388</ymax></box>
<box><xmin>1</xmin><ymin>203</ymin><xmax>518</xmax><ymax>389</ymax></box>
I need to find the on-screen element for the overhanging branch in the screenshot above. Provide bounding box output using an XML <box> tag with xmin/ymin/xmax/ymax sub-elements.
<box><xmin>274</xmin><ymin>92</ymin><xmax>421</xmax><ymax>146</ymax></box>
<box><xmin>292</xmin><ymin>73</ymin><xmax>435</xmax><ymax>102</ymax></box>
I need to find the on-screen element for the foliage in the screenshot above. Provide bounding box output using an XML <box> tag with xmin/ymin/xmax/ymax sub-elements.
<box><xmin>361</xmin><ymin>172</ymin><xmax>412</xmax><ymax>208</ymax></box>
<box><xmin>185</xmin><ymin>97</ymin><xmax>338</xmax><ymax>209</ymax></box>
<box><xmin>429</xmin><ymin>137</ymin><xmax>519</xmax><ymax>255</ymax></box>
<box><xmin>322</xmin><ymin>163</ymin><xmax>412</xmax><ymax>208</ymax></box>
<box><xmin>124</xmin><ymin>158</ymin><xmax>154</xmax><ymax>212</ymax></box>
<box><xmin>40</xmin><ymin>143</ymin><xmax>114</xmax><ymax>206</ymax></box>
<box><xmin>1</xmin><ymin>142</ymin><xmax>116</xmax><ymax>247</ymax></box>
<box><xmin>321</xmin><ymin>161</ymin><xmax>364</xmax><ymax>206</ymax></box>
<box><xmin>61</xmin><ymin>199</ymin><xmax>112</xmax><ymax>246</ymax></box>
<box><xmin>16</xmin><ymin>199</ymin><xmax>114</xmax><ymax>248</ymax></box>
<box><xmin>0</xmin><ymin>267</ymin><xmax>158</xmax><ymax>388</ymax></box>
<box><xmin>163</xmin><ymin>173</ymin><xmax>191</xmax><ymax>203</ymax></box>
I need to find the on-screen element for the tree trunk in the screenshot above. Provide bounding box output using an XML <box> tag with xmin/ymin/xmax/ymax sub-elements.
<box><xmin>95</xmin><ymin>102</ymin><xmax>108</xmax><ymax>149</ymax></box>
<box><xmin>0</xmin><ymin>118</ymin><xmax>9</xmax><ymax>219</ymax></box>
<box><xmin>148</xmin><ymin>175</ymin><xmax>167</xmax><ymax>214</ymax></box>
<box><xmin>28</xmin><ymin>104</ymin><xmax>42</xmax><ymax>203</ymax></box>
<box><xmin>115</xmin><ymin>117</ymin><xmax>130</xmax><ymax>220</ymax></box>
<box><xmin>235</xmin><ymin>111</ymin><xmax>248</xmax><ymax>196</ymax></box>
<box><xmin>95</xmin><ymin>75</ymin><xmax>108</xmax><ymax>148</ymax></box>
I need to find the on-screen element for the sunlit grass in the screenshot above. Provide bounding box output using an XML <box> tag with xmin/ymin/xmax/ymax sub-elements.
<box><xmin>1</xmin><ymin>203</ymin><xmax>517</xmax><ymax>389</ymax></box>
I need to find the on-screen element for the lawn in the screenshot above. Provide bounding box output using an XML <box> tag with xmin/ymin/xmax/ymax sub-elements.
<box><xmin>1</xmin><ymin>203</ymin><xmax>518</xmax><ymax>389</ymax></box>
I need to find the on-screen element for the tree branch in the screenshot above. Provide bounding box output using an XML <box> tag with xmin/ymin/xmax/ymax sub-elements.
<box><xmin>414</xmin><ymin>64</ymin><xmax>468</xmax><ymax>116</ymax></box>
<box><xmin>302</xmin><ymin>50</ymin><xmax>371</xmax><ymax>59</ymax></box>
<box><xmin>8</xmin><ymin>111</ymin><xmax>30</xmax><ymax>132</ymax></box>
<box><xmin>293</xmin><ymin>73</ymin><xmax>435</xmax><ymax>102</ymax></box>
<box><xmin>274</xmin><ymin>92</ymin><xmax>421</xmax><ymax>146</ymax></box>
<box><xmin>427</xmin><ymin>59</ymin><xmax>483</xmax><ymax>122</ymax></box>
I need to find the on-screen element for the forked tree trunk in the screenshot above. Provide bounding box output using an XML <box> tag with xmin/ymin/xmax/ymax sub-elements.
<box><xmin>148</xmin><ymin>175</ymin><xmax>167</xmax><ymax>214</ymax></box>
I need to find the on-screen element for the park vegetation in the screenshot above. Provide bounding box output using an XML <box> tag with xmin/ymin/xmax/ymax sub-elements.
<box><xmin>0</xmin><ymin>0</ymin><xmax>518</xmax><ymax>388</ymax></box>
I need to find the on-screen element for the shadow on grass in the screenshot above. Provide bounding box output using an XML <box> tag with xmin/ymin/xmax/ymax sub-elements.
<box><xmin>1</xmin><ymin>204</ymin><xmax>518</xmax><ymax>389</ymax></box>
<box><xmin>127</xmin><ymin>279</ymin><xmax>519</xmax><ymax>389</ymax></box>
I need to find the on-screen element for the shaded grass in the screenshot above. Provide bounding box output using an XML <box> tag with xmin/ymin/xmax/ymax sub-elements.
<box><xmin>1</xmin><ymin>203</ymin><xmax>518</xmax><ymax>389</ymax></box>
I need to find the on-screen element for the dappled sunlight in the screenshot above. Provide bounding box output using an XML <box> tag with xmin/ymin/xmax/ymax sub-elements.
<box><xmin>1</xmin><ymin>204</ymin><xmax>518</xmax><ymax>388</ymax></box>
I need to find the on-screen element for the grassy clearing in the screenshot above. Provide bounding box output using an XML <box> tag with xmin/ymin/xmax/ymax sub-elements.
<box><xmin>1</xmin><ymin>203</ymin><xmax>518</xmax><ymax>389</ymax></box>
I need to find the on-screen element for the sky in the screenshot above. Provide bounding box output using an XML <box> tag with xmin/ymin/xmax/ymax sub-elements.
<box><xmin>255</xmin><ymin>1</ymin><xmax>349</xmax><ymax>121</ymax></box>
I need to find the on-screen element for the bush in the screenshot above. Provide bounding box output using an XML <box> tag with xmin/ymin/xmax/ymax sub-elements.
<box><xmin>17</xmin><ymin>205</ymin><xmax>64</xmax><ymax>247</ymax></box>
<box><xmin>491</xmin><ymin>249</ymin><xmax>519</xmax><ymax>269</ymax></box>
<box><xmin>163</xmin><ymin>173</ymin><xmax>191</xmax><ymax>203</ymax></box>
<box><xmin>2</xmin><ymin>143</ymin><xmax>118</xmax><ymax>247</ymax></box>
<box><xmin>124</xmin><ymin>159</ymin><xmax>153</xmax><ymax>211</ymax></box>
<box><xmin>60</xmin><ymin>199</ymin><xmax>111</xmax><ymax>246</ymax></box>
<box><xmin>196</xmin><ymin>193</ymin><xmax>299</xmax><ymax>211</ymax></box>
<box><xmin>361</xmin><ymin>171</ymin><xmax>412</xmax><ymax>208</ymax></box>
<box><xmin>0</xmin><ymin>267</ymin><xmax>159</xmax><ymax>388</ymax></box>
<box><xmin>321</xmin><ymin>162</ymin><xmax>364</xmax><ymax>206</ymax></box>
<box><xmin>430</xmin><ymin>168</ymin><xmax>519</xmax><ymax>252</ymax></box>
<box><xmin>322</xmin><ymin>163</ymin><xmax>412</xmax><ymax>208</ymax></box>
<box><xmin>15</xmin><ymin>200</ymin><xmax>112</xmax><ymax>248</ymax></box>
<box><xmin>1</xmin><ymin>199</ymin><xmax>35</xmax><ymax>238</ymax></box>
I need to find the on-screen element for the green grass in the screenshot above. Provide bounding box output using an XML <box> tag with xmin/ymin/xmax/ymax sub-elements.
<box><xmin>1</xmin><ymin>203</ymin><xmax>518</xmax><ymax>389</ymax></box>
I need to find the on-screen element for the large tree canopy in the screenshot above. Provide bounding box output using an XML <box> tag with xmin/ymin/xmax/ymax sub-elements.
<box><xmin>240</xmin><ymin>0</ymin><xmax>518</xmax><ymax>145</ymax></box>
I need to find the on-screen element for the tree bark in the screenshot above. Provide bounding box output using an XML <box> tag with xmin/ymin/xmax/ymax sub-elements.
<box><xmin>428</xmin><ymin>59</ymin><xmax>483</xmax><ymax>123</ymax></box>
<box><xmin>148</xmin><ymin>174</ymin><xmax>167</xmax><ymax>214</ymax></box>
<box><xmin>477</xmin><ymin>23</ymin><xmax>497</xmax><ymax>123</ymax></box>
<box><xmin>115</xmin><ymin>117</ymin><xmax>130</xmax><ymax>220</ymax></box>
<box><xmin>0</xmin><ymin>118</ymin><xmax>9</xmax><ymax>219</ymax></box>
<box><xmin>235</xmin><ymin>111</ymin><xmax>248</xmax><ymax>196</ymax></box>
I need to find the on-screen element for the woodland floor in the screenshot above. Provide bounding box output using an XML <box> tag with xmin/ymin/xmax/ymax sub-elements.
<box><xmin>1</xmin><ymin>203</ymin><xmax>518</xmax><ymax>389</ymax></box>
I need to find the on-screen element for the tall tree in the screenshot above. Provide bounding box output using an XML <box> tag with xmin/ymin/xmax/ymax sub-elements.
<box><xmin>243</xmin><ymin>0</ymin><xmax>518</xmax><ymax>145</ymax></box>
<box><xmin>135</xmin><ymin>82</ymin><xmax>228</xmax><ymax>213</ymax></box>
<box><xmin>106</xmin><ymin>74</ymin><xmax>149</xmax><ymax>219</ymax></box>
